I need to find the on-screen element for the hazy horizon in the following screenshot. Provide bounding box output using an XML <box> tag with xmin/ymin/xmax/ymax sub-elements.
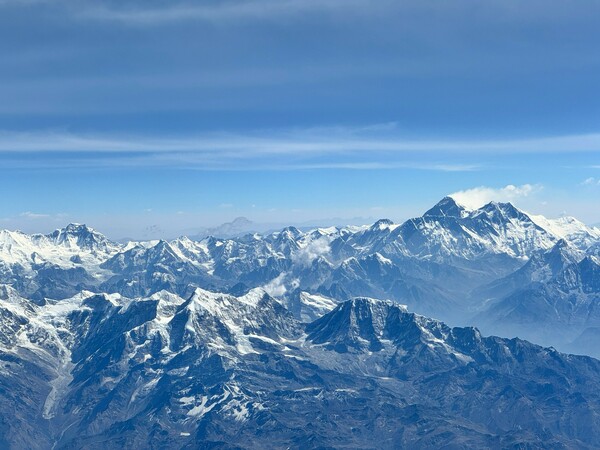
<box><xmin>3</xmin><ymin>190</ymin><xmax>598</xmax><ymax>241</ymax></box>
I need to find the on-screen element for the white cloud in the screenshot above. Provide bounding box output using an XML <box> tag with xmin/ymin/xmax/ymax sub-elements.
<box><xmin>581</xmin><ymin>177</ymin><xmax>600</xmax><ymax>186</ymax></box>
<box><xmin>449</xmin><ymin>184</ymin><xmax>542</xmax><ymax>210</ymax></box>
<box><xmin>292</xmin><ymin>236</ymin><xmax>332</xmax><ymax>267</ymax></box>
<box><xmin>0</xmin><ymin>212</ymin><xmax>71</xmax><ymax>232</ymax></box>
<box><xmin>19</xmin><ymin>211</ymin><xmax>50</xmax><ymax>219</ymax></box>
<box><xmin>261</xmin><ymin>273</ymin><xmax>288</xmax><ymax>297</ymax></box>
<box><xmin>18</xmin><ymin>212</ymin><xmax>69</xmax><ymax>221</ymax></box>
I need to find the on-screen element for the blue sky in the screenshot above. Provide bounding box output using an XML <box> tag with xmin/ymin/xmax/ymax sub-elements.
<box><xmin>1</xmin><ymin>0</ymin><xmax>599</xmax><ymax>238</ymax></box>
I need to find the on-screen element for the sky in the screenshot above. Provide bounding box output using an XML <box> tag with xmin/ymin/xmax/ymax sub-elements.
<box><xmin>1</xmin><ymin>0</ymin><xmax>599</xmax><ymax>238</ymax></box>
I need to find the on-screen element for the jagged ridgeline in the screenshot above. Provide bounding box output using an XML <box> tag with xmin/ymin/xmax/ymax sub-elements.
<box><xmin>1</xmin><ymin>198</ymin><xmax>600</xmax><ymax>448</ymax></box>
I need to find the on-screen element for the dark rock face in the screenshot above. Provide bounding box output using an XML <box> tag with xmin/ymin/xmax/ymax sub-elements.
<box><xmin>2</xmin><ymin>291</ymin><xmax>600</xmax><ymax>449</ymax></box>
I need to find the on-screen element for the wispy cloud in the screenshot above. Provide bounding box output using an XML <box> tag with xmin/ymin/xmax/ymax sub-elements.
<box><xmin>0</xmin><ymin>127</ymin><xmax>598</xmax><ymax>171</ymax></box>
<box><xmin>2</xmin><ymin>128</ymin><xmax>600</xmax><ymax>154</ymax></box>
<box><xmin>581</xmin><ymin>177</ymin><xmax>600</xmax><ymax>186</ymax></box>
<box><xmin>19</xmin><ymin>211</ymin><xmax>51</xmax><ymax>219</ymax></box>
<box><xmin>450</xmin><ymin>184</ymin><xmax>542</xmax><ymax>210</ymax></box>
<box><xmin>10</xmin><ymin>0</ymin><xmax>595</xmax><ymax>28</ymax></box>
<box><xmin>0</xmin><ymin>212</ymin><xmax>70</xmax><ymax>227</ymax></box>
<box><xmin>0</xmin><ymin>0</ymin><xmax>382</xmax><ymax>24</ymax></box>
<box><xmin>0</xmin><ymin>0</ymin><xmax>49</xmax><ymax>4</ymax></box>
<box><xmin>76</xmin><ymin>0</ymin><xmax>382</xmax><ymax>25</ymax></box>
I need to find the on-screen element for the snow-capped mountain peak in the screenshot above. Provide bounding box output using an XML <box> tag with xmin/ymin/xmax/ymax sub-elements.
<box><xmin>47</xmin><ymin>223</ymin><xmax>116</xmax><ymax>252</ymax></box>
<box><xmin>370</xmin><ymin>218</ymin><xmax>398</xmax><ymax>231</ymax></box>
<box><xmin>529</xmin><ymin>213</ymin><xmax>600</xmax><ymax>250</ymax></box>
<box><xmin>424</xmin><ymin>196</ymin><xmax>466</xmax><ymax>218</ymax></box>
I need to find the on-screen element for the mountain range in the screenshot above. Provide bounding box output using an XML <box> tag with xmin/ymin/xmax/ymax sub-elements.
<box><xmin>1</xmin><ymin>197</ymin><xmax>600</xmax><ymax>448</ymax></box>
<box><xmin>2</xmin><ymin>197</ymin><xmax>599</xmax><ymax>353</ymax></box>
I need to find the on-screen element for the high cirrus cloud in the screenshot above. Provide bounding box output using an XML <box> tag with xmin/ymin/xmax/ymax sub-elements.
<box><xmin>449</xmin><ymin>184</ymin><xmax>542</xmax><ymax>210</ymax></box>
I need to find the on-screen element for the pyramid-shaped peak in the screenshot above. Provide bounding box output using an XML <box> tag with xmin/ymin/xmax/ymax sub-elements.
<box><xmin>278</xmin><ymin>226</ymin><xmax>303</xmax><ymax>238</ymax></box>
<box><xmin>48</xmin><ymin>223</ymin><xmax>114</xmax><ymax>251</ymax></box>
<box><xmin>50</xmin><ymin>223</ymin><xmax>107</xmax><ymax>240</ymax></box>
<box><xmin>579</xmin><ymin>255</ymin><xmax>600</xmax><ymax>270</ymax></box>
<box><xmin>306</xmin><ymin>298</ymin><xmax>410</xmax><ymax>352</ymax></box>
<box><xmin>549</xmin><ymin>238</ymin><xmax>571</xmax><ymax>252</ymax></box>
<box><xmin>535</xmin><ymin>238</ymin><xmax>581</xmax><ymax>269</ymax></box>
<box><xmin>423</xmin><ymin>196</ymin><xmax>465</xmax><ymax>218</ymax></box>
<box><xmin>479</xmin><ymin>201</ymin><xmax>524</xmax><ymax>218</ymax></box>
<box><xmin>230</xmin><ymin>216</ymin><xmax>253</xmax><ymax>226</ymax></box>
<box><xmin>55</xmin><ymin>223</ymin><xmax>94</xmax><ymax>234</ymax></box>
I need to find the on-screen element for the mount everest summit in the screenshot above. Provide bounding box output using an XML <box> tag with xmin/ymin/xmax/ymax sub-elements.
<box><xmin>1</xmin><ymin>197</ymin><xmax>600</xmax><ymax>448</ymax></box>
